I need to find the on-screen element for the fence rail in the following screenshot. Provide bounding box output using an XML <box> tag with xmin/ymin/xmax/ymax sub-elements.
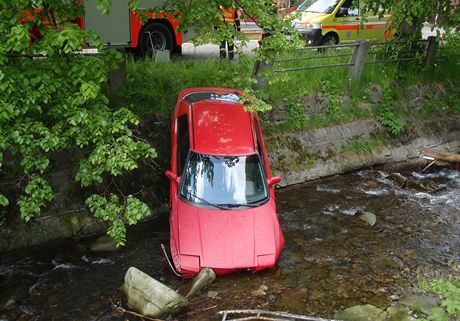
<box><xmin>253</xmin><ymin>36</ymin><xmax>452</xmax><ymax>88</ymax></box>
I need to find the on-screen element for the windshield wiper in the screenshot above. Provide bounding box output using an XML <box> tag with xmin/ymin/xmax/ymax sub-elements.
<box><xmin>217</xmin><ymin>203</ymin><xmax>260</xmax><ymax>208</ymax></box>
<box><xmin>186</xmin><ymin>192</ymin><xmax>229</xmax><ymax>210</ymax></box>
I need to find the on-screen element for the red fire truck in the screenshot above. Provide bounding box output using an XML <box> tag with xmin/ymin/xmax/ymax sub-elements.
<box><xmin>81</xmin><ymin>1</ymin><xmax>193</xmax><ymax>55</ymax></box>
<box><xmin>27</xmin><ymin>1</ymin><xmax>193</xmax><ymax>56</ymax></box>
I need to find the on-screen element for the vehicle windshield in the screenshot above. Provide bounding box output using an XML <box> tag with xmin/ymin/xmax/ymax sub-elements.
<box><xmin>298</xmin><ymin>0</ymin><xmax>340</xmax><ymax>13</ymax></box>
<box><xmin>179</xmin><ymin>152</ymin><xmax>268</xmax><ymax>207</ymax></box>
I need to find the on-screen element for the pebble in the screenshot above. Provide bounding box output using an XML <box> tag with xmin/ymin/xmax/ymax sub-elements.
<box><xmin>250</xmin><ymin>289</ymin><xmax>267</xmax><ymax>297</ymax></box>
<box><xmin>389</xmin><ymin>294</ymin><xmax>400</xmax><ymax>301</ymax></box>
<box><xmin>207</xmin><ymin>290</ymin><xmax>219</xmax><ymax>298</ymax></box>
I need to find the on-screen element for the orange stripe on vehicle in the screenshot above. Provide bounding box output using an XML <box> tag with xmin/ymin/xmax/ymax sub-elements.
<box><xmin>323</xmin><ymin>25</ymin><xmax>359</xmax><ymax>30</ymax></box>
<box><xmin>364</xmin><ymin>24</ymin><xmax>387</xmax><ymax>30</ymax></box>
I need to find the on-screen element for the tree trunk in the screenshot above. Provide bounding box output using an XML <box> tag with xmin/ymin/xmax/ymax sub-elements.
<box><xmin>420</xmin><ymin>147</ymin><xmax>460</xmax><ymax>163</ymax></box>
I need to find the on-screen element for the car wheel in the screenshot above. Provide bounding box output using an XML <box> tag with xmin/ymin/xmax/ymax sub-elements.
<box><xmin>138</xmin><ymin>22</ymin><xmax>173</xmax><ymax>57</ymax></box>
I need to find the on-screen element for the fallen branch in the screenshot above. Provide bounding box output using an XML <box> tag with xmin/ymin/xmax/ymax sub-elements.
<box><xmin>420</xmin><ymin>147</ymin><xmax>460</xmax><ymax>163</ymax></box>
<box><xmin>187</xmin><ymin>304</ymin><xmax>218</xmax><ymax>316</ymax></box>
<box><xmin>218</xmin><ymin>309</ymin><xmax>343</xmax><ymax>321</ymax></box>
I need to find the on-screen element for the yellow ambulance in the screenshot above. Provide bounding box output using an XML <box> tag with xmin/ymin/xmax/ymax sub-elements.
<box><xmin>292</xmin><ymin>0</ymin><xmax>393</xmax><ymax>46</ymax></box>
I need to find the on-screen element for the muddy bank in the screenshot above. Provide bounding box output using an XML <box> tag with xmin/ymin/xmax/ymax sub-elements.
<box><xmin>1</xmin><ymin>115</ymin><xmax>460</xmax><ymax>252</ymax></box>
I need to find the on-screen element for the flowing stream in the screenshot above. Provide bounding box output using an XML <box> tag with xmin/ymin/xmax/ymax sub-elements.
<box><xmin>1</xmin><ymin>164</ymin><xmax>460</xmax><ymax>321</ymax></box>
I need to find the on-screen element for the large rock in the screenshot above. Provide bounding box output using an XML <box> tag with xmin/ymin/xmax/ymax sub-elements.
<box><xmin>186</xmin><ymin>268</ymin><xmax>216</xmax><ymax>298</ymax></box>
<box><xmin>334</xmin><ymin>304</ymin><xmax>387</xmax><ymax>321</ymax></box>
<box><xmin>122</xmin><ymin>267</ymin><xmax>188</xmax><ymax>318</ymax></box>
<box><xmin>400</xmin><ymin>294</ymin><xmax>441</xmax><ymax>316</ymax></box>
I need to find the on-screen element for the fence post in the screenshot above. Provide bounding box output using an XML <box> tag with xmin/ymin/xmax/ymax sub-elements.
<box><xmin>348</xmin><ymin>40</ymin><xmax>370</xmax><ymax>80</ymax></box>
<box><xmin>109</xmin><ymin>48</ymin><xmax>127</xmax><ymax>91</ymax></box>
<box><xmin>425</xmin><ymin>36</ymin><xmax>438</xmax><ymax>67</ymax></box>
<box><xmin>252</xmin><ymin>58</ymin><xmax>274</xmax><ymax>89</ymax></box>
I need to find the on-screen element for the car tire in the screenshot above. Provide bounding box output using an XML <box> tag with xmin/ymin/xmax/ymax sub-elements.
<box><xmin>138</xmin><ymin>22</ymin><xmax>173</xmax><ymax>57</ymax></box>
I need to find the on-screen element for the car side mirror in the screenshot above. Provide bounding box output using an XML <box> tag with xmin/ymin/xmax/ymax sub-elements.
<box><xmin>336</xmin><ymin>7</ymin><xmax>348</xmax><ymax>17</ymax></box>
<box><xmin>268</xmin><ymin>176</ymin><xmax>282</xmax><ymax>187</ymax></box>
<box><xmin>166</xmin><ymin>170</ymin><xmax>181</xmax><ymax>185</ymax></box>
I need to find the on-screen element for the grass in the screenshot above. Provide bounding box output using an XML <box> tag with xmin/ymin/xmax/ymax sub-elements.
<box><xmin>115</xmin><ymin>56</ymin><xmax>254</xmax><ymax>118</ymax></box>
<box><xmin>113</xmin><ymin>43</ymin><xmax>460</xmax><ymax>135</ymax></box>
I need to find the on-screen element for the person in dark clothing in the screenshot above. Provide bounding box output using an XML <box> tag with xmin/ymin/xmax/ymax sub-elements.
<box><xmin>219</xmin><ymin>6</ymin><xmax>240</xmax><ymax>60</ymax></box>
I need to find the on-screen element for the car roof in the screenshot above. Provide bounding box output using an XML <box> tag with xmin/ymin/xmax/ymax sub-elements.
<box><xmin>178</xmin><ymin>88</ymin><xmax>257</xmax><ymax>156</ymax></box>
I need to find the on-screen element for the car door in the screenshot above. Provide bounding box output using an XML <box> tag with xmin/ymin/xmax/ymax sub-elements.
<box><xmin>358</xmin><ymin>2</ymin><xmax>389</xmax><ymax>41</ymax></box>
<box><xmin>333</xmin><ymin>0</ymin><xmax>360</xmax><ymax>43</ymax></box>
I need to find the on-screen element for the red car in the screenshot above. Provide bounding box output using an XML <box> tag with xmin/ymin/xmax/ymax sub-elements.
<box><xmin>163</xmin><ymin>88</ymin><xmax>284</xmax><ymax>277</ymax></box>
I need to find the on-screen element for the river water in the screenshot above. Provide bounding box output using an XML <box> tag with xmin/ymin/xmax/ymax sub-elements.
<box><xmin>1</xmin><ymin>164</ymin><xmax>460</xmax><ymax>321</ymax></box>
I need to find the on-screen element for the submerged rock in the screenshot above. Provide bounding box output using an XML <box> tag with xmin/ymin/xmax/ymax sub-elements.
<box><xmin>122</xmin><ymin>267</ymin><xmax>188</xmax><ymax>318</ymax></box>
<box><xmin>388</xmin><ymin>173</ymin><xmax>407</xmax><ymax>188</ymax></box>
<box><xmin>358</xmin><ymin>211</ymin><xmax>377</xmax><ymax>226</ymax></box>
<box><xmin>186</xmin><ymin>268</ymin><xmax>216</xmax><ymax>298</ymax></box>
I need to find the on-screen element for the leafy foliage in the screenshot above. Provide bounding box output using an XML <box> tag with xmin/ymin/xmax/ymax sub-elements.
<box><xmin>361</xmin><ymin>0</ymin><xmax>460</xmax><ymax>39</ymax></box>
<box><xmin>417</xmin><ymin>279</ymin><xmax>460</xmax><ymax>321</ymax></box>
<box><xmin>0</xmin><ymin>1</ymin><xmax>155</xmax><ymax>245</ymax></box>
<box><xmin>86</xmin><ymin>194</ymin><xmax>151</xmax><ymax>246</ymax></box>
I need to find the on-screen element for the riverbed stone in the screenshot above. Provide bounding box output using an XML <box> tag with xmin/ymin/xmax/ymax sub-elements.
<box><xmin>388</xmin><ymin>173</ymin><xmax>407</xmax><ymax>188</ymax></box>
<box><xmin>186</xmin><ymin>268</ymin><xmax>216</xmax><ymax>298</ymax></box>
<box><xmin>334</xmin><ymin>304</ymin><xmax>387</xmax><ymax>321</ymax></box>
<box><xmin>122</xmin><ymin>267</ymin><xmax>188</xmax><ymax>318</ymax></box>
<box><xmin>358</xmin><ymin>211</ymin><xmax>377</xmax><ymax>226</ymax></box>
<box><xmin>400</xmin><ymin>294</ymin><xmax>441</xmax><ymax>315</ymax></box>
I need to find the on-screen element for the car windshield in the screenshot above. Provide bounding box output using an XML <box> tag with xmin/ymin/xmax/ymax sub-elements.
<box><xmin>298</xmin><ymin>0</ymin><xmax>340</xmax><ymax>13</ymax></box>
<box><xmin>179</xmin><ymin>152</ymin><xmax>268</xmax><ymax>207</ymax></box>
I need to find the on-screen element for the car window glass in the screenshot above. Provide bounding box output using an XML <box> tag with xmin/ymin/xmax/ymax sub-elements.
<box><xmin>337</xmin><ymin>0</ymin><xmax>359</xmax><ymax>16</ymax></box>
<box><xmin>300</xmin><ymin>0</ymin><xmax>340</xmax><ymax>14</ymax></box>
<box><xmin>179</xmin><ymin>153</ymin><xmax>268</xmax><ymax>206</ymax></box>
<box><xmin>184</xmin><ymin>92</ymin><xmax>240</xmax><ymax>104</ymax></box>
<box><xmin>177</xmin><ymin>114</ymin><xmax>190</xmax><ymax>176</ymax></box>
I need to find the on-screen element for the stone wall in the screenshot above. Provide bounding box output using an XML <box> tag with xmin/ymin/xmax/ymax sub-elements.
<box><xmin>266</xmin><ymin>115</ymin><xmax>460</xmax><ymax>186</ymax></box>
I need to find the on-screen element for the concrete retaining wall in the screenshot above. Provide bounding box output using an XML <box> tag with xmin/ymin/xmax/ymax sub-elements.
<box><xmin>266</xmin><ymin>115</ymin><xmax>460</xmax><ymax>186</ymax></box>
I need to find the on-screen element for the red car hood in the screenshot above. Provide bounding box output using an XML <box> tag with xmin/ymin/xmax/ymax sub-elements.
<box><xmin>176</xmin><ymin>199</ymin><xmax>280</xmax><ymax>271</ymax></box>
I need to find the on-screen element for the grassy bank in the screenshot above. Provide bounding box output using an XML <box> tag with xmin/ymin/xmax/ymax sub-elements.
<box><xmin>114</xmin><ymin>48</ymin><xmax>460</xmax><ymax>135</ymax></box>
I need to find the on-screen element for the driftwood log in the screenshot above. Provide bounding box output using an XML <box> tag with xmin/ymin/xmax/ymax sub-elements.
<box><xmin>420</xmin><ymin>147</ymin><xmax>460</xmax><ymax>163</ymax></box>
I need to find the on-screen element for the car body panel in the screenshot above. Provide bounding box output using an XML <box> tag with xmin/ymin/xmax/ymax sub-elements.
<box><xmin>191</xmin><ymin>101</ymin><xmax>256</xmax><ymax>156</ymax></box>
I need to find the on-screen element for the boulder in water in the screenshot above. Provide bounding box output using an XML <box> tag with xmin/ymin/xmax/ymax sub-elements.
<box><xmin>122</xmin><ymin>267</ymin><xmax>188</xmax><ymax>318</ymax></box>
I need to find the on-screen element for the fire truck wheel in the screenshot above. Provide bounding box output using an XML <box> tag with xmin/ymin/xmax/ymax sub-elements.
<box><xmin>138</xmin><ymin>22</ymin><xmax>173</xmax><ymax>57</ymax></box>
